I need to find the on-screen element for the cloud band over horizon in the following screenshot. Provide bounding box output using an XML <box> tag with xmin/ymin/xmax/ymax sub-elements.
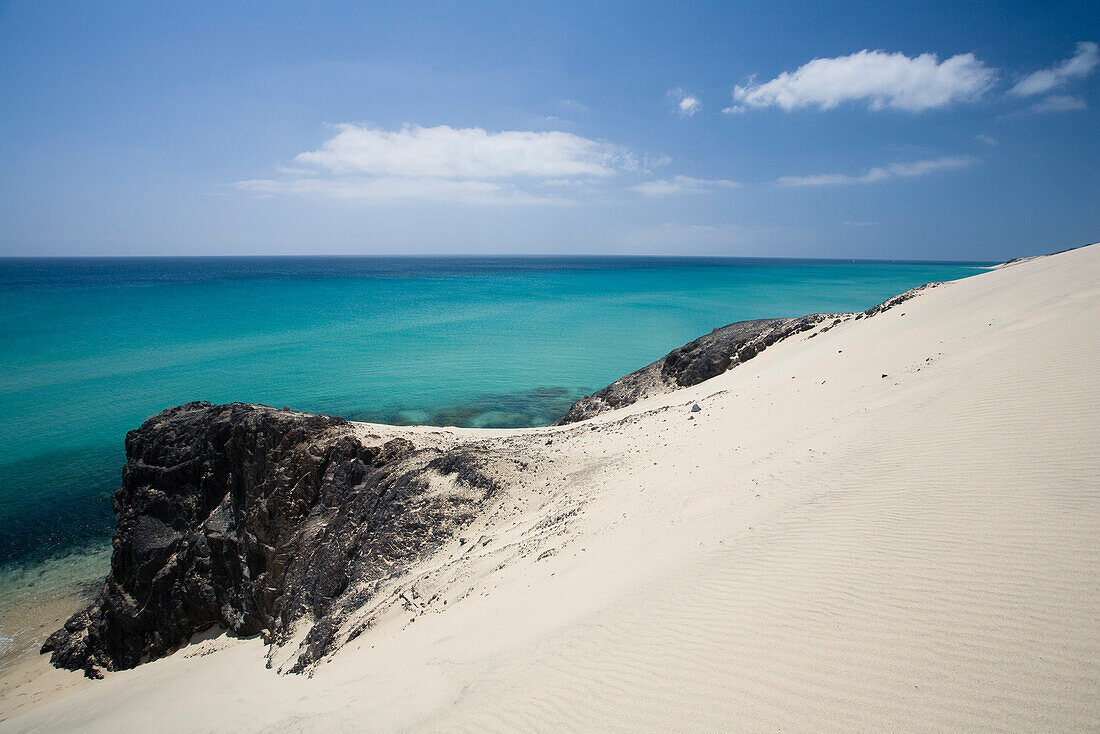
<box><xmin>237</xmin><ymin>124</ymin><xmax>641</xmax><ymax>203</ymax></box>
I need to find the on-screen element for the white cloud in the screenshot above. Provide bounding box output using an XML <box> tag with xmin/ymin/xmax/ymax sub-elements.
<box><xmin>776</xmin><ymin>156</ymin><xmax>975</xmax><ymax>187</ymax></box>
<box><xmin>679</xmin><ymin>96</ymin><xmax>702</xmax><ymax>116</ymax></box>
<box><xmin>668</xmin><ymin>88</ymin><xmax>702</xmax><ymax>117</ymax></box>
<box><xmin>237</xmin><ymin>124</ymin><xmax>640</xmax><ymax>203</ymax></box>
<box><xmin>294</xmin><ymin>124</ymin><xmax>635</xmax><ymax>178</ymax></box>
<box><xmin>631</xmin><ymin>175</ymin><xmax>740</xmax><ymax>196</ymax></box>
<box><xmin>1009</xmin><ymin>41</ymin><xmax>1098</xmax><ymax>97</ymax></box>
<box><xmin>975</xmin><ymin>134</ymin><xmax>998</xmax><ymax>146</ymax></box>
<box><xmin>1028</xmin><ymin>94</ymin><xmax>1088</xmax><ymax>113</ymax></box>
<box><xmin>732</xmin><ymin>49</ymin><xmax>996</xmax><ymax>112</ymax></box>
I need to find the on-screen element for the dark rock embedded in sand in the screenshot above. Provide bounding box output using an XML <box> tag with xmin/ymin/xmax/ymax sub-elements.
<box><xmin>857</xmin><ymin>281</ymin><xmax>940</xmax><ymax>320</ymax></box>
<box><xmin>42</xmin><ymin>402</ymin><xmax>500</xmax><ymax>678</ymax></box>
<box><xmin>555</xmin><ymin>315</ymin><xmax>829</xmax><ymax>424</ymax></box>
<box><xmin>555</xmin><ymin>283</ymin><xmax>942</xmax><ymax>425</ymax></box>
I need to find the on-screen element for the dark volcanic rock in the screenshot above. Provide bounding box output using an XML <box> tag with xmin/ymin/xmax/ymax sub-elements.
<box><xmin>858</xmin><ymin>282</ymin><xmax>940</xmax><ymax>319</ymax></box>
<box><xmin>42</xmin><ymin>402</ymin><xmax>500</xmax><ymax>678</ymax></box>
<box><xmin>556</xmin><ymin>315</ymin><xmax>829</xmax><ymax>424</ymax></box>
<box><xmin>556</xmin><ymin>282</ymin><xmax>948</xmax><ymax>425</ymax></box>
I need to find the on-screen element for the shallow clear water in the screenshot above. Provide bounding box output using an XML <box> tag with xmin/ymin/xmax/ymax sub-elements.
<box><xmin>0</xmin><ymin>255</ymin><xmax>988</xmax><ymax>590</ymax></box>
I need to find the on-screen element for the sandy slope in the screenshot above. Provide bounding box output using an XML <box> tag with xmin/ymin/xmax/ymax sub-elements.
<box><xmin>2</xmin><ymin>244</ymin><xmax>1098</xmax><ymax>732</ymax></box>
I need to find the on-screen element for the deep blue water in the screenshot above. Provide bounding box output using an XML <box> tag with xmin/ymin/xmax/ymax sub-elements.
<box><xmin>0</xmin><ymin>255</ymin><xmax>990</xmax><ymax>584</ymax></box>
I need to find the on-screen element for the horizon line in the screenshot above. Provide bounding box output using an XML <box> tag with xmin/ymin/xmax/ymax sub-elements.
<box><xmin>0</xmin><ymin>252</ymin><xmax>1002</xmax><ymax>266</ymax></box>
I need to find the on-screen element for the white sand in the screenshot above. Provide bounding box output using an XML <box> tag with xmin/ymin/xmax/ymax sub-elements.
<box><xmin>2</xmin><ymin>244</ymin><xmax>1098</xmax><ymax>732</ymax></box>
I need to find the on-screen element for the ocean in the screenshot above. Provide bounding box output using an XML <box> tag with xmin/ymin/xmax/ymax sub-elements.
<box><xmin>0</xmin><ymin>255</ymin><xmax>989</xmax><ymax>606</ymax></box>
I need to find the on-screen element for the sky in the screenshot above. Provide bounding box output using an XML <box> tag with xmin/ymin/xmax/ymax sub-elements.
<box><xmin>0</xmin><ymin>0</ymin><xmax>1097</xmax><ymax>261</ymax></box>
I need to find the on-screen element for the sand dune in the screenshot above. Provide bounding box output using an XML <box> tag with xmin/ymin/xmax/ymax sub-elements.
<box><xmin>2</xmin><ymin>244</ymin><xmax>1098</xmax><ymax>732</ymax></box>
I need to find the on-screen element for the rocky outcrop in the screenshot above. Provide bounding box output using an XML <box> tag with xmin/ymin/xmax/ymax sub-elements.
<box><xmin>42</xmin><ymin>402</ymin><xmax>501</xmax><ymax>678</ymax></box>
<box><xmin>856</xmin><ymin>282</ymin><xmax>940</xmax><ymax>319</ymax></box>
<box><xmin>556</xmin><ymin>283</ymin><xmax>947</xmax><ymax>424</ymax></box>
<box><xmin>556</xmin><ymin>315</ymin><xmax>830</xmax><ymax>424</ymax></box>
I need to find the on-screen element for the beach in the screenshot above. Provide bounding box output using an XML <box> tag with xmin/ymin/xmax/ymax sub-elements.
<box><xmin>1</xmin><ymin>243</ymin><xmax>1097</xmax><ymax>731</ymax></box>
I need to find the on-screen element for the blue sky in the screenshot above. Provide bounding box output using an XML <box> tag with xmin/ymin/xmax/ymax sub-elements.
<box><xmin>0</xmin><ymin>1</ymin><xmax>1097</xmax><ymax>260</ymax></box>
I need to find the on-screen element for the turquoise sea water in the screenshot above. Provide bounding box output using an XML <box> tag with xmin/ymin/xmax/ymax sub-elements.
<box><xmin>0</xmin><ymin>256</ymin><xmax>989</xmax><ymax>590</ymax></box>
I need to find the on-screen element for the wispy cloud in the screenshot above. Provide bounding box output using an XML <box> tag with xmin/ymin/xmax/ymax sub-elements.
<box><xmin>730</xmin><ymin>50</ymin><xmax>996</xmax><ymax>112</ymax></box>
<box><xmin>643</xmin><ymin>154</ymin><xmax>673</xmax><ymax>171</ymax></box>
<box><xmin>1009</xmin><ymin>41</ymin><xmax>1098</xmax><ymax>97</ymax></box>
<box><xmin>631</xmin><ymin>175</ymin><xmax>739</xmax><ymax>196</ymax></box>
<box><xmin>236</xmin><ymin>177</ymin><xmax>567</xmax><ymax>205</ymax></box>
<box><xmin>667</xmin><ymin>88</ymin><xmax>702</xmax><ymax>117</ymax></box>
<box><xmin>1006</xmin><ymin>42</ymin><xmax>1098</xmax><ymax>113</ymax></box>
<box><xmin>237</xmin><ymin>124</ymin><xmax>639</xmax><ymax>203</ymax></box>
<box><xmin>776</xmin><ymin>156</ymin><xmax>976</xmax><ymax>187</ymax></box>
<box><xmin>1027</xmin><ymin>94</ymin><xmax>1088</xmax><ymax>113</ymax></box>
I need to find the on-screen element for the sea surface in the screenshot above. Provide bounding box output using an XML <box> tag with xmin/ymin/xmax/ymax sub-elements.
<box><xmin>0</xmin><ymin>255</ymin><xmax>989</xmax><ymax>611</ymax></box>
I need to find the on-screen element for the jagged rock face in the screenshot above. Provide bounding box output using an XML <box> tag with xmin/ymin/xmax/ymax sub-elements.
<box><xmin>43</xmin><ymin>402</ymin><xmax>500</xmax><ymax>678</ymax></box>
<box><xmin>556</xmin><ymin>315</ymin><xmax>829</xmax><ymax>424</ymax></box>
